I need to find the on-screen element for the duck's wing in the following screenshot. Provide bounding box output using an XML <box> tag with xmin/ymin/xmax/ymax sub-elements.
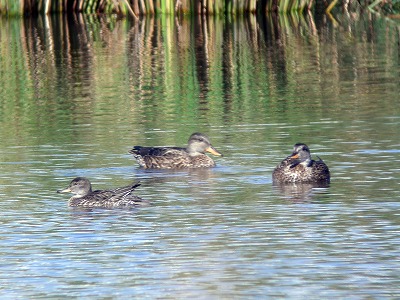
<box><xmin>85</xmin><ymin>185</ymin><xmax>143</xmax><ymax>207</ymax></box>
<box><xmin>89</xmin><ymin>190</ymin><xmax>117</xmax><ymax>201</ymax></box>
<box><xmin>111</xmin><ymin>182</ymin><xmax>141</xmax><ymax>194</ymax></box>
<box><xmin>129</xmin><ymin>146</ymin><xmax>186</xmax><ymax>157</ymax></box>
<box><xmin>107</xmin><ymin>183</ymin><xmax>146</xmax><ymax>207</ymax></box>
<box><xmin>130</xmin><ymin>146</ymin><xmax>191</xmax><ymax>169</ymax></box>
<box><xmin>68</xmin><ymin>189</ymin><xmax>116</xmax><ymax>207</ymax></box>
<box><xmin>314</xmin><ymin>159</ymin><xmax>330</xmax><ymax>174</ymax></box>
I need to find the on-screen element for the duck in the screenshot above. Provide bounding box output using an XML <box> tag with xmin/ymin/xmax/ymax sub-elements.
<box><xmin>129</xmin><ymin>132</ymin><xmax>222</xmax><ymax>169</ymax></box>
<box><xmin>272</xmin><ymin>143</ymin><xmax>330</xmax><ymax>184</ymax></box>
<box><xmin>57</xmin><ymin>177</ymin><xmax>147</xmax><ymax>208</ymax></box>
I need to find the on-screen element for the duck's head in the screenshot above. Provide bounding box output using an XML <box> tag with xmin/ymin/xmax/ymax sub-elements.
<box><xmin>186</xmin><ymin>132</ymin><xmax>222</xmax><ymax>157</ymax></box>
<box><xmin>290</xmin><ymin>143</ymin><xmax>312</xmax><ymax>163</ymax></box>
<box><xmin>57</xmin><ymin>177</ymin><xmax>93</xmax><ymax>197</ymax></box>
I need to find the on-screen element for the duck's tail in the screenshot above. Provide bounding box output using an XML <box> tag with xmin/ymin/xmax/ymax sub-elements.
<box><xmin>130</xmin><ymin>181</ymin><xmax>141</xmax><ymax>190</ymax></box>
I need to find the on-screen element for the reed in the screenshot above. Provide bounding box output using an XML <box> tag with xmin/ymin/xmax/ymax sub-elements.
<box><xmin>0</xmin><ymin>0</ymin><xmax>316</xmax><ymax>16</ymax></box>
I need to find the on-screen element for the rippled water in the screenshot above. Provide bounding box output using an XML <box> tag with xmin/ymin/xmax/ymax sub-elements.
<box><xmin>1</xmin><ymin>11</ymin><xmax>400</xmax><ymax>298</ymax></box>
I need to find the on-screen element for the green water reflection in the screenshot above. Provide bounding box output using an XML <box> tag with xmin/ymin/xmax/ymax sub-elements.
<box><xmin>1</xmin><ymin>13</ymin><xmax>399</xmax><ymax>144</ymax></box>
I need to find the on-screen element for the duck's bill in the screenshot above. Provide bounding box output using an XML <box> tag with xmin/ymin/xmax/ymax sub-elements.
<box><xmin>290</xmin><ymin>154</ymin><xmax>300</xmax><ymax>159</ymax></box>
<box><xmin>57</xmin><ymin>188</ymin><xmax>71</xmax><ymax>193</ymax></box>
<box><xmin>206</xmin><ymin>146</ymin><xmax>222</xmax><ymax>157</ymax></box>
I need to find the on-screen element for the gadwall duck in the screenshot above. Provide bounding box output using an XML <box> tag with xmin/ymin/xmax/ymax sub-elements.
<box><xmin>129</xmin><ymin>132</ymin><xmax>222</xmax><ymax>169</ymax></box>
<box><xmin>57</xmin><ymin>177</ymin><xmax>146</xmax><ymax>208</ymax></box>
<box><xmin>272</xmin><ymin>143</ymin><xmax>330</xmax><ymax>184</ymax></box>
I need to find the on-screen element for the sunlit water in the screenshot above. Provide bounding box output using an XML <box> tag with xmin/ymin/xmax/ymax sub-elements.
<box><xmin>0</xmin><ymin>11</ymin><xmax>400</xmax><ymax>298</ymax></box>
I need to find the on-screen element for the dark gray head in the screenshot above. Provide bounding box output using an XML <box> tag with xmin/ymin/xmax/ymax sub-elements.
<box><xmin>57</xmin><ymin>177</ymin><xmax>93</xmax><ymax>197</ymax></box>
<box><xmin>186</xmin><ymin>132</ymin><xmax>222</xmax><ymax>156</ymax></box>
<box><xmin>290</xmin><ymin>143</ymin><xmax>312</xmax><ymax>162</ymax></box>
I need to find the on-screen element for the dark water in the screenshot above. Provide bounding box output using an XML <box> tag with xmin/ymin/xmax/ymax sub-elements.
<box><xmin>0</xmin><ymin>10</ymin><xmax>400</xmax><ymax>298</ymax></box>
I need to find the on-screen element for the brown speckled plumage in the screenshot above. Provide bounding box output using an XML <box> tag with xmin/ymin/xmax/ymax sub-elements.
<box><xmin>272</xmin><ymin>143</ymin><xmax>330</xmax><ymax>184</ymax></box>
<box><xmin>57</xmin><ymin>177</ymin><xmax>147</xmax><ymax>208</ymax></box>
<box><xmin>129</xmin><ymin>132</ymin><xmax>222</xmax><ymax>169</ymax></box>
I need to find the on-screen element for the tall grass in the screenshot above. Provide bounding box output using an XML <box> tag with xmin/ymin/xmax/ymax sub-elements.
<box><xmin>0</xmin><ymin>0</ymin><xmax>314</xmax><ymax>16</ymax></box>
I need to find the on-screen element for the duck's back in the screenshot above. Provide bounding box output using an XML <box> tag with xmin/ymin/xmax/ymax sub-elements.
<box><xmin>130</xmin><ymin>146</ymin><xmax>185</xmax><ymax>156</ymax></box>
<box><xmin>130</xmin><ymin>146</ymin><xmax>194</xmax><ymax>169</ymax></box>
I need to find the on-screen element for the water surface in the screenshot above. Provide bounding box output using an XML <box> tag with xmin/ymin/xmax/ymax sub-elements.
<box><xmin>0</xmin><ymin>11</ymin><xmax>400</xmax><ymax>299</ymax></box>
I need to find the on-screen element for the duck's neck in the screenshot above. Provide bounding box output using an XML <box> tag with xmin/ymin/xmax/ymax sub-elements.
<box><xmin>186</xmin><ymin>145</ymin><xmax>202</xmax><ymax>156</ymax></box>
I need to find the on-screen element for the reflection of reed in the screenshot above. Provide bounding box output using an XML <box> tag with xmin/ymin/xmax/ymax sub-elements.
<box><xmin>195</xmin><ymin>14</ymin><xmax>210</xmax><ymax>97</ymax></box>
<box><xmin>3</xmin><ymin>1</ymin><xmax>398</xmax><ymax>17</ymax></box>
<box><xmin>1</xmin><ymin>10</ymin><xmax>399</xmax><ymax>137</ymax></box>
<box><xmin>1</xmin><ymin>0</ymin><xmax>315</xmax><ymax>15</ymax></box>
<box><xmin>22</xmin><ymin>14</ymin><xmax>94</xmax><ymax>101</ymax></box>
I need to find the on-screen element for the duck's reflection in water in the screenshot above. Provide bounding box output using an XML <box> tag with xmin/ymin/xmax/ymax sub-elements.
<box><xmin>135</xmin><ymin>167</ymin><xmax>216</xmax><ymax>183</ymax></box>
<box><xmin>273</xmin><ymin>182</ymin><xmax>330</xmax><ymax>203</ymax></box>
